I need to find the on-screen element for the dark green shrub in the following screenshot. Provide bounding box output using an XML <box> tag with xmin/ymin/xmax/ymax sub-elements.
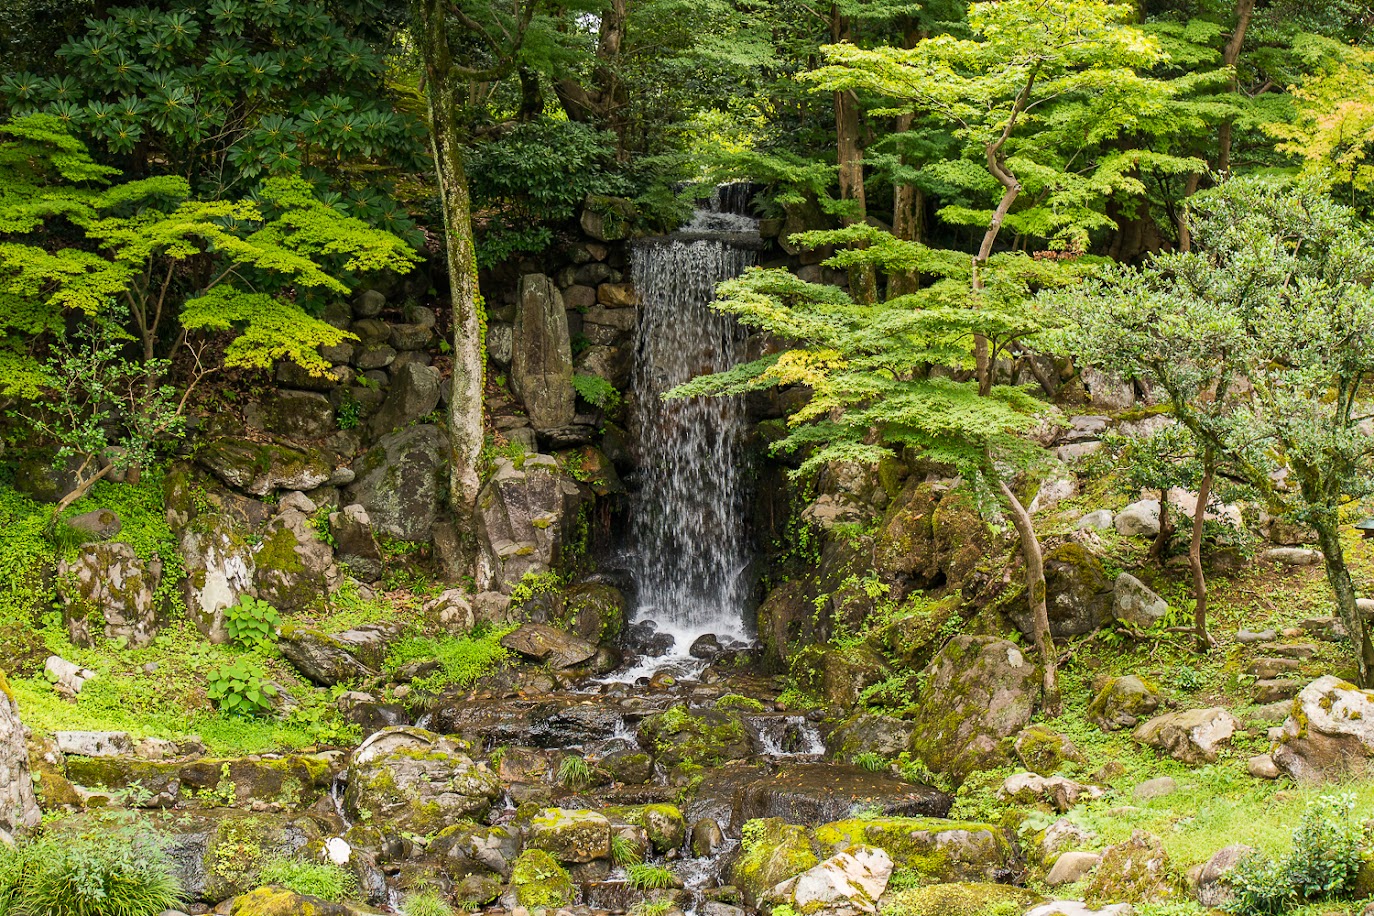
<box><xmin>13</xmin><ymin>823</ymin><xmax>183</xmax><ymax>916</ymax></box>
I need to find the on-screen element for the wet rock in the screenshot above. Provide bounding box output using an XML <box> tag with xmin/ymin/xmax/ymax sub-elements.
<box><xmin>770</xmin><ymin>845</ymin><xmax>892</xmax><ymax>916</ymax></box>
<box><xmin>367</xmin><ymin>362</ymin><xmax>441</xmax><ymax>438</ymax></box>
<box><xmin>527</xmin><ymin>808</ymin><xmax>611</xmax><ymax>863</ymax></box>
<box><xmin>1087</xmin><ymin>676</ymin><xmax>1160</xmax><ymax>731</ymax></box>
<box><xmin>345</xmin><ymin>424</ymin><xmax>448</xmax><ymax>543</ymax></box>
<box><xmin>230</xmin><ymin>886</ymin><xmax>361</xmax><ymax>915</ymax></box>
<box><xmin>67</xmin><ymin>508</ymin><xmax>121</xmax><ymax>539</ymax></box>
<box><xmin>731</xmin><ymin>819</ymin><xmax>820</xmax><ymax>906</ymax></box>
<box><xmin>343</xmin><ymin>727</ymin><xmax>502</xmax><ymax>833</ymax></box>
<box><xmin>330</xmin><ymin>504</ymin><xmax>383</xmax><ymax>582</ymax></box>
<box><xmin>606</xmin><ymin>804</ymin><xmax>687</xmax><ymax>853</ymax></box>
<box><xmin>197</xmin><ymin>437</ymin><xmax>331</xmax><ymax>497</ymax></box>
<box><xmin>1134</xmin><ymin>707</ymin><xmax>1238</xmax><ymax>765</ymax></box>
<box><xmin>44</xmin><ymin>655</ymin><xmax>95</xmax><ymax>698</ymax></box>
<box><xmin>1114</xmin><ymin>500</ymin><xmax>1161</xmax><ymax>538</ymax></box>
<box><xmin>691</xmin><ymin>634</ymin><xmax>724</xmax><ymax>660</ymax></box>
<box><xmin>1112</xmin><ymin>573</ymin><xmax>1168</xmax><ymax>629</ymax></box>
<box><xmin>510</xmin><ymin>848</ymin><xmax>576</xmax><ymax>908</ymax></box>
<box><xmin>501</xmin><ymin>623</ymin><xmax>598</xmax><ymax>669</ymax></box>
<box><xmin>1083</xmin><ymin>830</ymin><xmax>1178</xmax><ymax>905</ymax></box>
<box><xmin>738</xmin><ymin>764</ymin><xmax>951</xmax><ymax>825</ymax></box>
<box><xmin>244</xmin><ymin>389</ymin><xmax>336</xmax><ymax>440</ymax></box>
<box><xmin>1014</xmin><ymin>725</ymin><xmax>1087</xmax><ymax>776</ymax></box>
<box><xmin>624</xmin><ymin>620</ymin><xmax>676</xmax><ymax>657</ymax></box>
<box><xmin>908</xmin><ymin>636</ymin><xmax>1040</xmax><ymax>783</ymax></box>
<box><xmin>1272</xmin><ymin>675</ymin><xmax>1374</xmax><ymax>781</ymax></box>
<box><xmin>603</xmin><ymin>749</ymin><xmax>653</xmax><ymax>785</ymax></box>
<box><xmin>337</xmin><ymin>691</ymin><xmax>408</xmax><ymax>733</ymax></box>
<box><xmin>0</xmin><ymin>670</ymin><xmax>40</xmax><ymax>834</ymax></box>
<box><xmin>1047</xmin><ymin>851</ymin><xmax>1101</xmax><ymax>886</ymax></box>
<box><xmin>1133</xmin><ymin>776</ymin><xmax>1177</xmax><ymax>800</ymax></box>
<box><xmin>638</xmin><ymin>706</ymin><xmax>751</xmax><ymax>768</ymax></box>
<box><xmin>789</xmin><ymin>644</ymin><xmax>891</xmax><ymax>709</ymax></box>
<box><xmin>693</xmin><ymin>818</ymin><xmax>725</xmax><ymax>856</ymax></box>
<box><xmin>512</xmin><ymin>274</ymin><xmax>576</xmax><ymax>430</ymax></box>
<box><xmin>278</xmin><ymin>625</ymin><xmax>378</xmax><ymax>686</ymax></box>
<box><xmin>582</xmin><ymin>196</ymin><xmax>635</xmax><ymax>242</ymax></box>
<box><xmin>1197</xmin><ymin>844</ymin><xmax>1253</xmax><ymax>908</ymax></box>
<box><xmin>814</xmin><ymin>817</ymin><xmax>1017</xmax><ymax>884</ymax></box>
<box><xmin>826</xmin><ymin>713</ymin><xmax>916</xmax><ymax>761</ymax></box>
<box><xmin>560</xmin><ymin>582</ymin><xmax>626</xmax><ymax>643</ymax></box>
<box><xmin>475</xmin><ymin>455</ymin><xmax>584</xmax><ymax>594</ymax></box>
<box><xmin>64</xmin><ymin>751</ymin><xmax>337</xmax><ymax>811</ymax></box>
<box><xmin>58</xmin><ymin>542</ymin><xmax>162</xmax><ymax>648</ymax></box>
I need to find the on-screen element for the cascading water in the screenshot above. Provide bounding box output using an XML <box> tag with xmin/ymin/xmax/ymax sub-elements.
<box><xmin>622</xmin><ymin>187</ymin><xmax>760</xmax><ymax>667</ymax></box>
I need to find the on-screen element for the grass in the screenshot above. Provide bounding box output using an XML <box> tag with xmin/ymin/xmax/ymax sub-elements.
<box><xmin>383</xmin><ymin>624</ymin><xmax>515</xmax><ymax>692</ymax></box>
<box><xmin>626</xmin><ymin>864</ymin><xmax>676</xmax><ymax>891</ymax></box>
<box><xmin>256</xmin><ymin>858</ymin><xmax>358</xmax><ymax>902</ymax></box>
<box><xmin>558</xmin><ymin>754</ymin><xmax>592</xmax><ymax>789</ymax></box>
<box><xmin>402</xmin><ymin>890</ymin><xmax>456</xmax><ymax>916</ymax></box>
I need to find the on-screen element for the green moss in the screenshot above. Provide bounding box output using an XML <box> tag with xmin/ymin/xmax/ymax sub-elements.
<box><xmin>879</xmin><ymin>883</ymin><xmax>1042</xmax><ymax>916</ymax></box>
<box><xmin>255</xmin><ymin>527</ymin><xmax>305</xmax><ymax>574</ymax></box>
<box><xmin>732</xmin><ymin>819</ymin><xmax>819</xmax><ymax>904</ymax></box>
<box><xmin>605</xmin><ymin>804</ymin><xmax>687</xmax><ymax>853</ymax></box>
<box><xmin>637</xmin><ymin>705</ymin><xmax>750</xmax><ymax>767</ymax></box>
<box><xmin>812</xmin><ymin>818</ymin><xmax>1011</xmax><ymax>885</ymax></box>
<box><xmin>511</xmin><ymin>848</ymin><xmax>575</xmax><ymax>908</ymax></box>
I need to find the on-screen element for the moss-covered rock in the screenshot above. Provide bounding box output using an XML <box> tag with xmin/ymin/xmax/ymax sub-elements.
<box><xmin>1082</xmin><ymin>830</ymin><xmax>1179</xmax><ymax>906</ymax></box>
<box><xmin>64</xmin><ymin>752</ymin><xmax>337</xmax><ymax>811</ymax></box>
<box><xmin>813</xmin><ymin>818</ymin><xmax>1017</xmax><ymax>885</ymax></box>
<box><xmin>343</xmin><ymin>727</ymin><xmax>502</xmax><ymax>834</ymax></box>
<box><xmin>1</xmin><ymin>667</ymin><xmax>40</xmax><ymax>832</ymax></box>
<box><xmin>825</xmin><ymin>713</ymin><xmax>916</xmax><ymax>762</ymax></box>
<box><xmin>876</xmin><ymin>882</ymin><xmax>1042</xmax><ymax>916</ymax></box>
<box><xmin>873</xmin><ymin>481</ymin><xmax>942</xmax><ymax>590</ymax></box>
<box><xmin>197</xmin><ymin>436</ymin><xmax>332</xmax><ymax>497</ymax></box>
<box><xmin>560</xmin><ymin>581</ymin><xmax>626</xmax><ymax>643</ymax></box>
<box><xmin>908</xmin><ymin>636</ymin><xmax>1040</xmax><ymax>784</ymax></box>
<box><xmin>1013</xmin><ymin>726</ymin><xmax>1086</xmax><ymax>776</ymax></box>
<box><xmin>230</xmin><ymin>886</ymin><xmax>362</xmax><ymax>916</ymax></box>
<box><xmin>511</xmin><ymin>848</ymin><xmax>576</xmax><ymax>908</ymax></box>
<box><xmin>527</xmin><ymin>808</ymin><xmax>612</xmax><ymax>863</ymax></box>
<box><xmin>731</xmin><ymin>818</ymin><xmax>821</xmax><ymax>906</ymax></box>
<box><xmin>1007</xmin><ymin>544</ymin><xmax>1112</xmax><ymax>639</ymax></box>
<box><xmin>789</xmin><ymin>644</ymin><xmax>891</xmax><ymax>710</ymax></box>
<box><xmin>637</xmin><ymin>705</ymin><xmax>751</xmax><ymax>768</ymax></box>
<box><xmin>344</xmin><ymin>424</ymin><xmax>448</xmax><ymax>543</ymax></box>
<box><xmin>1086</xmin><ymin>675</ymin><xmax>1161</xmax><ymax>731</ymax></box>
<box><xmin>57</xmin><ymin>542</ymin><xmax>162</xmax><ymax>648</ymax></box>
<box><xmin>605</xmin><ymin>804</ymin><xmax>687</xmax><ymax>854</ymax></box>
<box><xmin>252</xmin><ymin>507</ymin><xmax>334</xmax><ymax>612</ymax></box>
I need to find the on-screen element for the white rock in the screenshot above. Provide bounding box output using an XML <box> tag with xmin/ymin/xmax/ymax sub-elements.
<box><xmin>1273</xmin><ymin>675</ymin><xmax>1374</xmax><ymax>781</ymax></box>
<box><xmin>1041</xmin><ymin>817</ymin><xmax>1097</xmax><ymax>862</ymax></box>
<box><xmin>0</xmin><ymin>671</ymin><xmax>40</xmax><ymax>834</ymax></box>
<box><xmin>1260</xmin><ymin>547</ymin><xmax>1322</xmax><ymax>567</ymax></box>
<box><xmin>1031</xmin><ymin>475</ymin><xmax>1078</xmax><ymax>514</ymax></box>
<box><xmin>999</xmin><ymin>772</ymin><xmax>1104</xmax><ymax>809</ymax></box>
<box><xmin>1046</xmin><ymin>851</ymin><xmax>1101</xmax><ymax>886</ymax></box>
<box><xmin>1077</xmin><ymin>510</ymin><xmax>1114</xmax><ymax>531</ymax></box>
<box><xmin>1027</xmin><ymin>902</ymin><xmax>1134</xmax><ymax>916</ymax></box>
<box><xmin>325</xmin><ymin>836</ymin><xmax>352</xmax><ymax>865</ymax></box>
<box><xmin>55</xmin><ymin>731</ymin><xmax>133</xmax><ymax>758</ymax></box>
<box><xmin>1112</xmin><ymin>573</ymin><xmax>1168</xmax><ymax>629</ymax></box>
<box><xmin>1134</xmin><ymin>708</ymin><xmax>1239</xmax><ymax>765</ymax></box>
<box><xmin>1114</xmin><ymin>500</ymin><xmax>1160</xmax><ymax>538</ymax></box>
<box><xmin>1247</xmin><ymin>754</ymin><xmax>1280</xmax><ymax>779</ymax></box>
<box><xmin>772</xmin><ymin>846</ymin><xmax>893</xmax><ymax>915</ymax></box>
<box><xmin>44</xmin><ymin>656</ymin><xmax>95</xmax><ymax>698</ymax></box>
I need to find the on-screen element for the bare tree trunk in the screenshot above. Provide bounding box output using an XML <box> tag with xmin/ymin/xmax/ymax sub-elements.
<box><xmin>1190</xmin><ymin>451</ymin><xmax>1214</xmax><ymax>651</ymax></box>
<box><xmin>998</xmin><ymin>476</ymin><xmax>1060</xmax><ymax>714</ymax></box>
<box><xmin>1149</xmin><ymin>487</ymin><xmax>1173</xmax><ymax>563</ymax></box>
<box><xmin>1313</xmin><ymin>516</ymin><xmax>1374</xmax><ymax>687</ymax></box>
<box><xmin>890</xmin><ymin>111</ymin><xmax>923</xmax><ymax>298</ymax></box>
<box><xmin>1176</xmin><ymin>172</ymin><xmax>1202</xmax><ymax>252</ymax></box>
<box><xmin>413</xmin><ymin>0</ymin><xmax>486</xmax><ymax>569</ymax></box>
<box><xmin>1217</xmin><ymin>0</ymin><xmax>1255</xmax><ymax>175</ymax></box>
<box><xmin>831</xmin><ymin>6</ymin><xmax>876</xmax><ymax>303</ymax></box>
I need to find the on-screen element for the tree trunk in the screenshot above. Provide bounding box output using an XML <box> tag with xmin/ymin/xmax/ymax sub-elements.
<box><xmin>831</xmin><ymin>6</ymin><xmax>876</xmax><ymax>303</ymax></box>
<box><xmin>890</xmin><ymin>111</ymin><xmax>923</xmax><ymax>298</ymax></box>
<box><xmin>1149</xmin><ymin>487</ymin><xmax>1173</xmax><ymax>563</ymax></box>
<box><xmin>1190</xmin><ymin>452</ymin><xmax>1214</xmax><ymax>651</ymax></box>
<box><xmin>998</xmin><ymin>476</ymin><xmax>1060</xmax><ymax>714</ymax></box>
<box><xmin>1313</xmin><ymin>516</ymin><xmax>1374</xmax><ymax>687</ymax></box>
<box><xmin>413</xmin><ymin>0</ymin><xmax>486</xmax><ymax>569</ymax></box>
<box><xmin>1217</xmin><ymin>0</ymin><xmax>1255</xmax><ymax>175</ymax></box>
<box><xmin>1176</xmin><ymin>171</ymin><xmax>1202</xmax><ymax>252</ymax></box>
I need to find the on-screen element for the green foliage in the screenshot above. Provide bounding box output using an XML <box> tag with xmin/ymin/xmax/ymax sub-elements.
<box><xmin>509</xmin><ymin>571</ymin><xmax>565</xmax><ymax>608</ymax></box>
<box><xmin>206</xmin><ymin>658</ymin><xmax>277</xmax><ymax>718</ymax></box>
<box><xmin>335</xmin><ymin>393</ymin><xmax>362</xmax><ymax>431</ymax></box>
<box><xmin>1284</xmin><ymin>793</ymin><xmax>1364</xmax><ymax>899</ymax></box>
<box><xmin>402</xmin><ymin>890</ymin><xmax>455</xmax><ymax>916</ymax></box>
<box><xmin>715</xmin><ymin>694</ymin><xmax>766</xmax><ymax>713</ymax></box>
<box><xmin>557</xmin><ymin>755</ymin><xmax>592</xmax><ymax>789</ymax></box>
<box><xmin>572</xmin><ymin>374</ymin><xmax>621</xmax><ymax>411</ymax></box>
<box><xmin>4</xmin><ymin>818</ymin><xmax>183</xmax><ymax>916</ymax></box>
<box><xmin>625</xmin><ymin>864</ymin><xmax>676</xmax><ymax>891</ymax></box>
<box><xmin>224</xmin><ymin>595</ymin><xmax>282</xmax><ymax>650</ymax></box>
<box><xmin>0</xmin><ymin>0</ymin><xmax>426</xmax><ymax>229</ymax></box>
<box><xmin>467</xmin><ymin>118</ymin><xmax>629</xmax><ymax>266</ymax></box>
<box><xmin>853</xmin><ymin>752</ymin><xmax>890</xmax><ymax>772</ymax></box>
<box><xmin>383</xmin><ymin>625</ymin><xmax>514</xmax><ymax>692</ymax></box>
<box><xmin>0</xmin><ymin>114</ymin><xmax>420</xmax><ymax>396</ymax></box>
<box><xmin>256</xmin><ymin>858</ymin><xmax>357</xmax><ymax>903</ymax></box>
<box><xmin>610</xmin><ymin>834</ymin><xmax>643</xmax><ymax>867</ymax></box>
<box><xmin>630</xmin><ymin>901</ymin><xmax>673</xmax><ymax>916</ymax></box>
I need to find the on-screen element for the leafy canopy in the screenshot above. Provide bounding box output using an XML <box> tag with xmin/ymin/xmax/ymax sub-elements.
<box><xmin>0</xmin><ymin>113</ymin><xmax>421</xmax><ymax>396</ymax></box>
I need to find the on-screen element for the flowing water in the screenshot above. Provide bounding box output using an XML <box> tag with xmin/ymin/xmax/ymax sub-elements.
<box><xmin>621</xmin><ymin>190</ymin><xmax>760</xmax><ymax>672</ymax></box>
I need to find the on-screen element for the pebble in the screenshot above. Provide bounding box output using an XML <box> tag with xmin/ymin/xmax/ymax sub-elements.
<box><xmin>1247</xmin><ymin>754</ymin><xmax>1280</xmax><ymax>779</ymax></box>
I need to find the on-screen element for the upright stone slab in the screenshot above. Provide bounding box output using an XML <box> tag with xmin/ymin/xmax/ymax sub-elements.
<box><xmin>511</xmin><ymin>274</ymin><xmax>575</xmax><ymax>430</ymax></box>
<box><xmin>58</xmin><ymin>542</ymin><xmax>162</xmax><ymax>648</ymax></box>
<box><xmin>0</xmin><ymin>669</ymin><xmax>41</xmax><ymax>836</ymax></box>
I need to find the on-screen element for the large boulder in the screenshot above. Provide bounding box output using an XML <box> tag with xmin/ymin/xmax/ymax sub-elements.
<box><xmin>1112</xmin><ymin>573</ymin><xmax>1168</xmax><ymax>629</ymax></box>
<box><xmin>231</xmin><ymin>887</ymin><xmax>360</xmax><ymax>916</ymax></box>
<box><xmin>499</xmin><ymin>623</ymin><xmax>597</xmax><ymax>669</ymax></box>
<box><xmin>367</xmin><ymin>362</ymin><xmax>442</xmax><ymax>438</ymax></box>
<box><xmin>329</xmin><ymin>504</ymin><xmax>383</xmax><ymax>581</ymax></box>
<box><xmin>0</xmin><ymin>669</ymin><xmax>40</xmax><ymax>836</ymax></box>
<box><xmin>527</xmin><ymin>808</ymin><xmax>611</xmax><ymax>863</ymax></box>
<box><xmin>345</xmin><ymin>424</ymin><xmax>448</xmax><ymax>543</ymax></box>
<box><xmin>196</xmin><ymin>437</ymin><xmax>332</xmax><ymax>497</ymax></box>
<box><xmin>57</xmin><ymin>542</ymin><xmax>162</xmax><ymax>648</ymax></box>
<box><xmin>908</xmin><ymin>636</ymin><xmax>1040</xmax><ymax>783</ymax></box>
<box><xmin>1196</xmin><ymin>844</ymin><xmax>1253</xmax><ymax>909</ymax></box>
<box><xmin>789</xmin><ymin>644</ymin><xmax>891</xmax><ymax>709</ymax></box>
<box><xmin>511</xmin><ymin>273</ymin><xmax>575</xmax><ymax>430</ymax></box>
<box><xmin>1010</xmin><ymin>544</ymin><xmax>1113</xmax><ymax>638</ymax></box>
<box><xmin>1272</xmin><ymin>675</ymin><xmax>1374</xmax><ymax>781</ymax></box>
<box><xmin>558</xmin><ymin>582</ymin><xmax>626</xmax><ymax>643</ymax></box>
<box><xmin>1133</xmin><ymin>707</ymin><xmax>1238</xmax><ymax>765</ymax></box>
<box><xmin>814</xmin><ymin>817</ymin><xmax>1018</xmax><ymax>884</ymax></box>
<box><xmin>343</xmin><ymin>727</ymin><xmax>502</xmax><ymax>833</ymax></box>
<box><xmin>244</xmin><ymin>389</ymin><xmax>335</xmax><ymax>440</ymax></box>
<box><xmin>278</xmin><ymin>624</ymin><xmax>385</xmax><ymax>686</ymax></box>
<box><xmin>177</xmin><ymin>514</ymin><xmax>257</xmax><ymax>644</ymax></box>
<box><xmin>637</xmin><ymin>706</ymin><xmax>752</xmax><ymax>768</ymax></box>
<box><xmin>252</xmin><ymin>507</ymin><xmax>334</xmax><ymax>612</ymax></box>
<box><xmin>738</xmin><ymin>764</ymin><xmax>951</xmax><ymax>826</ymax></box>
<box><xmin>1082</xmin><ymin>831</ymin><xmax>1178</xmax><ymax>906</ymax></box>
<box><xmin>1087</xmin><ymin>676</ymin><xmax>1160</xmax><ymax>731</ymax></box>
<box><xmin>475</xmin><ymin>455</ymin><xmax>584</xmax><ymax>594</ymax></box>
<box><xmin>1114</xmin><ymin>500</ymin><xmax>1161</xmax><ymax>538</ymax></box>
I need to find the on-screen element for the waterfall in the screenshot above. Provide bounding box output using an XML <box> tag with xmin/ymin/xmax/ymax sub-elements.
<box><xmin>625</xmin><ymin>189</ymin><xmax>759</xmax><ymax>657</ymax></box>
